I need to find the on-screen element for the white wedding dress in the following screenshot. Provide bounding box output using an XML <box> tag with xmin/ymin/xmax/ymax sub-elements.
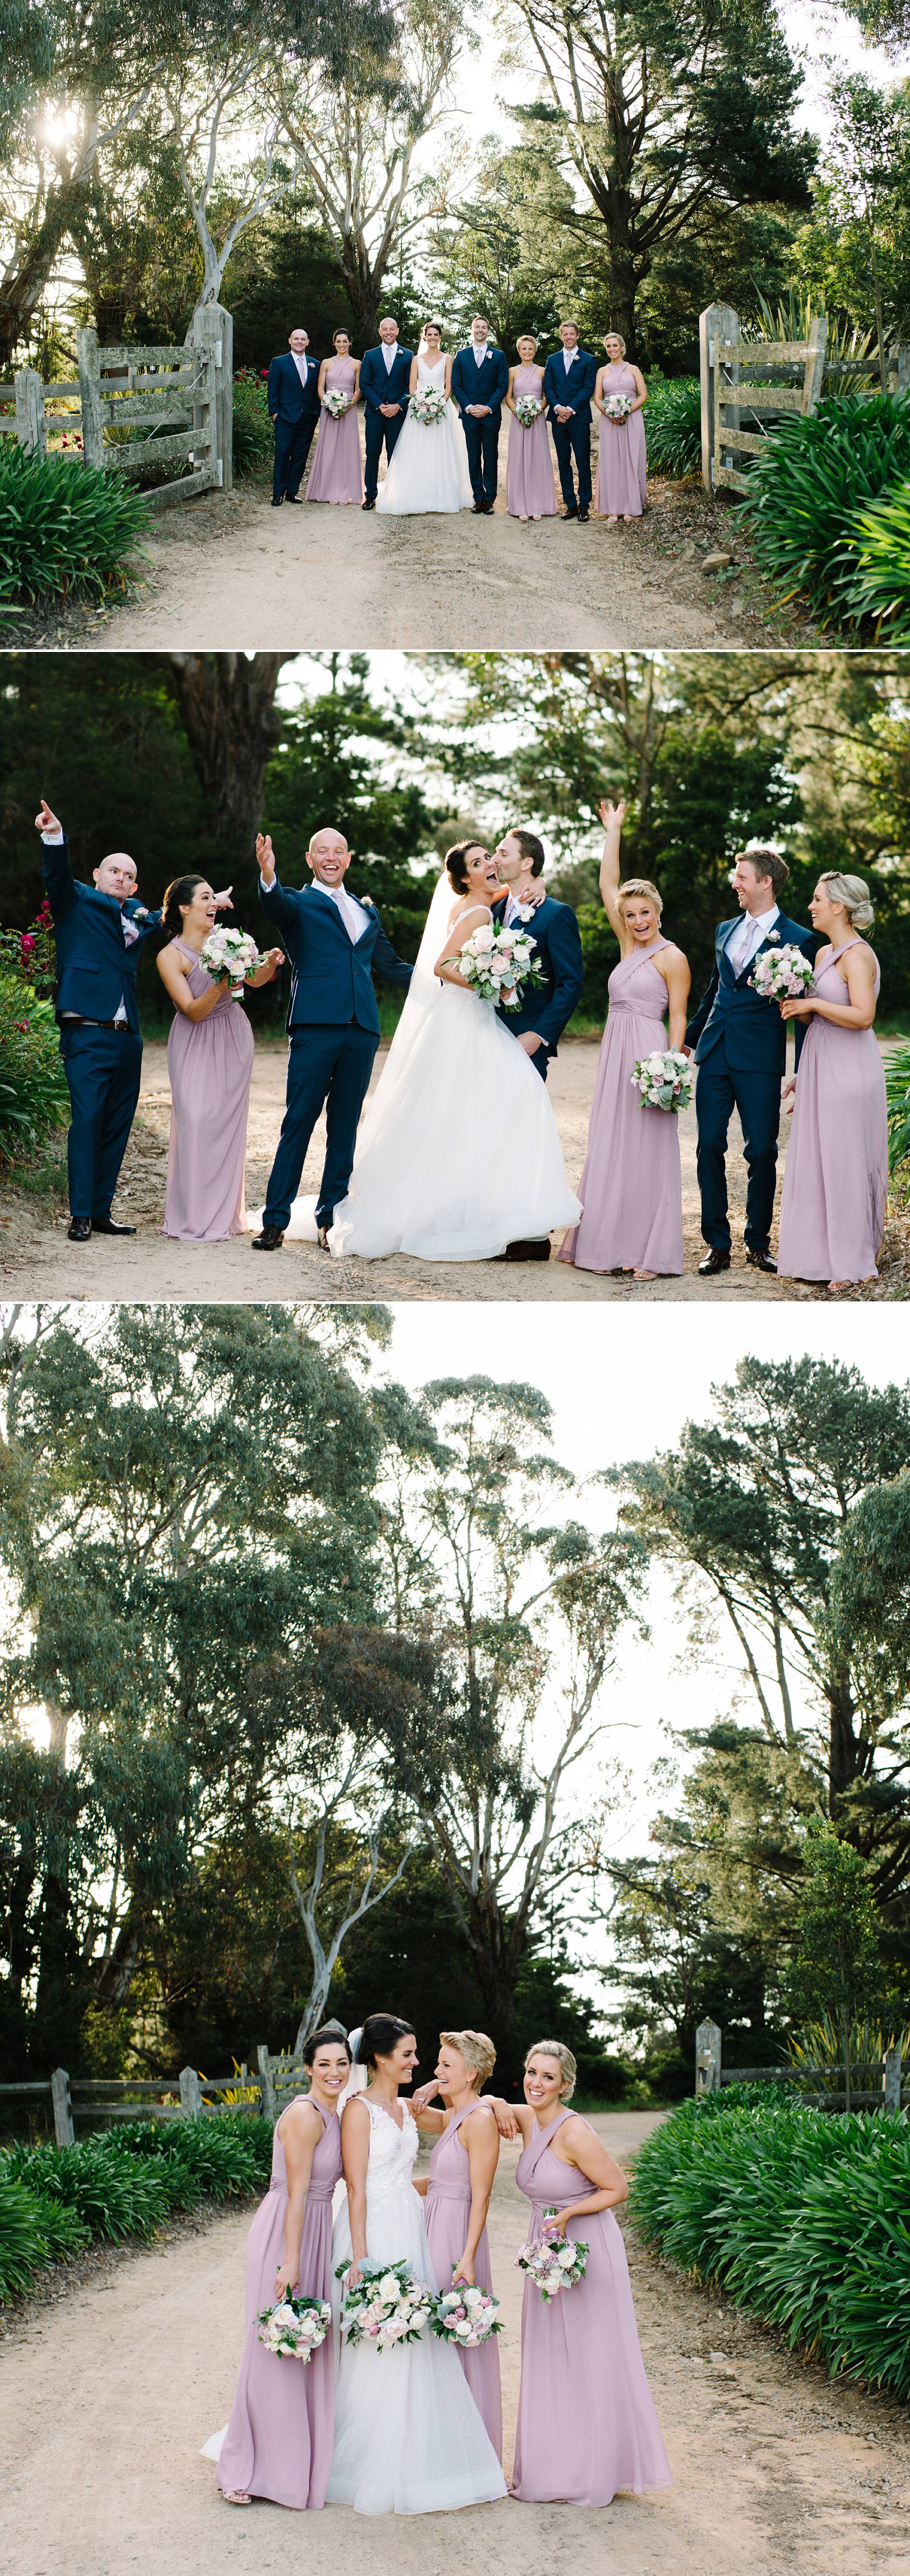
<box><xmin>327</xmin><ymin>2098</ymin><xmax>507</xmax><ymax>2514</ymax></box>
<box><xmin>326</xmin><ymin>872</ymin><xmax>582</xmax><ymax>1259</ymax></box>
<box><xmin>375</xmin><ymin>356</ymin><xmax>473</xmax><ymax>515</ymax></box>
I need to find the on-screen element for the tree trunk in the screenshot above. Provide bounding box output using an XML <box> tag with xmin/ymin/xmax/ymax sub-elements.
<box><xmin>158</xmin><ymin>654</ymin><xmax>297</xmax><ymax>860</ymax></box>
<box><xmin>0</xmin><ymin>184</ymin><xmax>87</xmax><ymax>371</ymax></box>
<box><xmin>339</xmin><ymin>234</ymin><xmax>384</xmax><ymax>348</ymax></box>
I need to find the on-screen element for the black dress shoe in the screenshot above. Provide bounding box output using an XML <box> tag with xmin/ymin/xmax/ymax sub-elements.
<box><xmin>699</xmin><ymin>1246</ymin><xmax>731</xmax><ymax>1275</ymax></box>
<box><xmin>746</xmin><ymin>1247</ymin><xmax>778</xmax><ymax>1274</ymax></box>
<box><xmin>270</xmin><ymin>495</ymin><xmax>283</xmax><ymax>506</ymax></box>
<box><xmin>316</xmin><ymin>1222</ymin><xmax>332</xmax><ymax>1247</ymax></box>
<box><xmin>92</xmin><ymin>1215</ymin><xmax>136</xmax><ymax>1235</ymax></box>
<box><xmin>563</xmin><ymin>503</ymin><xmax>578</xmax><ymax>520</ymax></box>
<box><xmin>252</xmin><ymin>1225</ymin><xmax>285</xmax><ymax>1250</ymax></box>
<box><xmin>483</xmin><ymin>500</ymin><xmax>495</xmax><ymax>512</ymax></box>
<box><xmin>362</xmin><ymin>497</ymin><xmax>376</xmax><ymax>510</ymax></box>
<box><xmin>68</xmin><ymin>1217</ymin><xmax>92</xmax><ymax>1242</ymax></box>
<box><xmin>578</xmin><ymin>506</ymin><xmax>590</xmax><ymax>522</ymax></box>
<box><xmin>492</xmin><ymin>1237</ymin><xmax>552</xmax><ymax>1262</ymax></box>
<box><xmin>472</xmin><ymin>501</ymin><xmax>484</xmax><ymax>513</ymax></box>
<box><xmin>284</xmin><ymin>494</ymin><xmax>302</xmax><ymax>505</ymax></box>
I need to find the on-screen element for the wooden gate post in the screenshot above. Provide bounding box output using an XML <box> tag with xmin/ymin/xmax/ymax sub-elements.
<box><xmin>700</xmin><ymin>305</ymin><xmax>738</xmax><ymax>495</ymax></box>
<box><xmin>179</xmin><ymin>2065</ymin><xmax>203</xmax><ymax>2118</ymax></box>
<box><xmin>695</xmin><ymin>2019</ymin><xmax>722</xmax><ymax>2097</ymax></box>
<box><xmin>14</xmin><ymin>367</ymin><xmax>47</xmax><ymax>455</ymax></box>
<box><xmin>77</xmin><ymin>328</ymin><xmax>105</xmax><ymax>469</ymax></box>
<box><xmin>51</xmin><ymin>2067</ymin><xmax>74</xmax><ymax>2146</ymax></box>
<box><xmin>883</xmin><ymin>2041</ymin><xmax>902</xmax><ymax>2112</ymax></box>
<box><xmin>801</xmin><ymin>314</ymin><xmax>828</xmax><ymax>416</ymax></box>
<box><xmin>256</xmin><ymin>2043</ymin><xmax>277</xmax><ymax>2122</ymax></box>
<box><xmin>191</xmin><ymin>302</ymin><xmax>233</xmax><ymax>494</ymax></box>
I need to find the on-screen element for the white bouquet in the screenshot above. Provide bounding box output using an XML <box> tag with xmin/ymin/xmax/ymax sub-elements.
<box><xmin>516</xmin><ymin>2210</ymin><xmax>588</xmax><ymax>2301</ymax></box>
<box><xmin>256</xmin><ymin>2292</ymin><xmax>332</xmax><ymax>2360</ymax></box>
<box><xmin>324</xmin><ymin>386</ymin><xmax>352</xmax><ymax>417</ymax></box>
<box><xmin>631</xmin><ymin>1047</ymin><xmax>693</xmax><ymax>1113</ymax></box>
<box><xmin>199</xmin><ymin>925</ymin><xmax>262</xmax><ymax>991</ymax></box>
<box><xmin>430</xmin><ymin>2282</ymin><xmax>502</xmax><ymax>2348</ymax></box>
<box><xmin>456</xmin><ymin>918</ymin><xmax>544</xmax><ymax>1011</ymax></box>
<box><xmin>515</xmin><ymin>395</ymin><xmax>543</xmax><ymax>428</ymax></box>
<box><xmin>411</xmin><ymin>385</ymin><xmax>447</xmax><ymax>427</ymax></box>
<box><xmin>337</xmin><ymin>2257</ymin><xmax>433</xmax><ymax>2351</ymax></box>
<box><xmin>749</xmin><ymin>940</ymin><xmax>814</xmax><ymax>1001</ymax></box>
<box><xmin>603</xmin><ymin>392</ymin><xmax>632</xmax><ymax>423</ymax></box>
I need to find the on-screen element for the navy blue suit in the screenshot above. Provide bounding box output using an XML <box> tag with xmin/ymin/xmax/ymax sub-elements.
<box><xmin>687</xmin><ymin>909</ymin><xmax>817</xmax><ymax>1253</ymax></box>
<box><xmin>42</xmin><ymin>836</ymin><xmax>162</xmax><ymax>1222</ymax></box>
<box><xmin>267</xmin><ymin>350</ymin><xmax>322</xmax><ymax>500</ymax></box>
<box><xmin>450</xmin><ymin>344</ymin><xmax>509</xmax><ymax>506</ymax></box>
<box><xmin>359</xmin><ymin>343</ymin><xmax>414</xmax><ymax>500</ymax></box>
<box><xmin>543</xmin><ymin>348</ymin><xmax>598</xmax><ymax>509</ymax></box>
<box><xmin>259</xmin><ymin>873</ymin><xmax>413</xmax><ymax>1230</ymax></box>
<box><xmin>491</xmin><ymin>893</ymin><xmax>584</xmax><ymax>1079</ymax></box>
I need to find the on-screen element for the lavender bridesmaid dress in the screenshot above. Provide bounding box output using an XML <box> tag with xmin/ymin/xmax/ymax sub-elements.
<box><xmin>425</xmin><ymin>2107</ymin><xmax>503</xmax><ymax>2458</ymax></box>
<box><xmin>507</xmin><ymin>366</ymin><xmax>556</xmax><ymax>517</ymax></box>
<box><xmin>559</xmin><ymin>940</ymin><xmax>683</xmax><ymax>1275</ymax></box>
<box><xmin>306</xmin><ymin>357</ymin><xmax>363</xmax><ymax>503</ymax></box>
<box><xmin>511</xmin><ymin>2110</ymin><xmax>671</xmax><ymax>2506</ymax></box>
<box><xmin>777</xmin><ymin>941</ymin><xmax>887</xmax><ymax>1283</ymax></box>
<box><xmin>215</xmin><ymin>2101</ymin><xmax>342</xmax><ymax>2509</ymax></box>
<box><xmin>163</xmin><ymin>941</ymin><xmax>254</xmax><ymax>1239</ymax></box>
<box><xmin>596</xmin><ymin>364</ymin><xmax>647</xmax><ymax>517</ymax></box>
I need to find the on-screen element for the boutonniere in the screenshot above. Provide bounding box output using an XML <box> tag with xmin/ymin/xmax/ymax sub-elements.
<box><xmin>766</xmin><ymin>929</ymin><xmax>780</xmax><ymax>944</ymax></box>
<box><xmin>514</xmin><ymin>903</ymin><xmax>535</xmax><ymax>924</ymax></box>
<box><xmin>131</xmin><ymin>905</ymin><xmax>149</xmax><ymax>922</ymax></box>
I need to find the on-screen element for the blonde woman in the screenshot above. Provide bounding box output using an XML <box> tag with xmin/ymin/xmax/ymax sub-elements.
<box><xmin>505</xmin><ymin>334</ymin><xmax>556</xmax><ymax>521</ymax></box>
<box><xmin>306</xmin><ymin>329</ymin><xmax>363</xmax><ymax>504</ymax></box>
<box><xmin>777</xmin><ymin>871</ymin><xmax>887</xmax><ymax>1289</ymax></box>
<box><xmin>491</xmin><ymin>2041</ymin><xmax>671</xmax><ymax>2506</ymax></box>
<box><xmin>594</xmin><ymin>331</ymin><xmax>647</xmax><ymax>521</ymax></box>
<box><xmin>560</xmin><ymin>796</ymin><xmax>690</xmax><ymax>1277</ymax></box>
<box><xmin>376</xmin><ymin>319</ymin><xmax>473</xmax><ymax>514</ymax></box>
<box><xmin>411</xmin><ymin>2030</ymin><xmax>503</xmax><ymax>2455</ymax></box>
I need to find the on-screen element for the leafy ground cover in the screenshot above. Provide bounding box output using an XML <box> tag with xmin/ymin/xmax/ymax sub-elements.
<box><xmin>0</xmin><ymin>2113</ymin><xmax>272</xmax><ymax>2302</ymax></box>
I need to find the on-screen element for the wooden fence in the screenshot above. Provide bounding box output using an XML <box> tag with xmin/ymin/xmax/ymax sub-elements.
<box><xmin>694</xmin><ymin>2017</ymin><xmax>906</xmax><ymax>2111</ymax></box>
<box><xmin>0</xmin><ymin>2063</ymin><xmax>260</xmax><ymax>2146</ymax></box>
<box><xmin>0</xmin><ymin>303</ymin><xmax>233</xmax><ymax>506</ymax></box>
<box><xmin>699</xmin><ymin>303</ymin><xmax>910</xmax><ymax>496</ymax></box>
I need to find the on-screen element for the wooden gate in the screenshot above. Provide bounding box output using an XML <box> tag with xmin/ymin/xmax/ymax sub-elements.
<box><xmin>699</xmin><ymin>301</ymin><xmax>910</xmax><ymax>496</ymax></box>
<box><xmin>3</xmin><ymin>303</ymin><xmax>233</xmax><ymax>505</ymax></box>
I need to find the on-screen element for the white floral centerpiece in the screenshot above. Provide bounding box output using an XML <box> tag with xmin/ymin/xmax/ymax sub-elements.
<box><xmin>456</xmin><ymin>917</ymin><xmax>544</xmax><ymax>1011</ymax></box>
<box><xmin>199</xmin><ymin>925</ymin><xmax>263</xmax><ymax>992</ymax></box>
<box><xmin>411</xmin><ymin>385</ymin><xmax>448</xmax><ymax>426</ymax></box>
<box><xmin>631</xmin><ymin>1047</ymin><xmax>693</xmax><ymax>1112</ymax></box>
<box><xmin>749</xmin><ymin>938</ymin><xmax>814</xmax><ymax>1001</ymax></box>
<box><xmin>337</xmin><ymin>2257</ymin><xmax>433</xmax><ymax>2350</ymax></box>
<box><xmin>324</xmin><ymin>386</ymin><xmax>353</xmax><ymax>417</ymax></box>
<box><xmin>516</xmin><ymin>2210</ymin><xmax>588</xmax><ymax>2301</ymax></box>
<box><xmin>603</xmin><ymin>393</ymin><xmax>632</xmax><ymax>423</ymax></box>
<box><xmin>515</xmin><ymin>395</ymin><xmax>543</xmax><ymax>428</ymax></box>
<box><xmin>256</xmin><ymin>2292</ymin><xmax>333</xmax><ymax>2360</ymax></box>
<box><xmin>430</xmin><ymin>2282</ymin><xmax>502</xmax><ymax>2347</ymax></box>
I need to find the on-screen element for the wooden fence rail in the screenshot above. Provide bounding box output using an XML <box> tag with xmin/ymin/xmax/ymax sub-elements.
<box><xmin>0</xmin><ymin>304</ymin><xmax>233</xmax><ymax>507</ymax></box>
<box><xmin>0</xmin><ymin>2065</ymin><xmax>259</xmax><ymax>2147</ymax></box>
<box><xmin>694</xmin><ymin>2019</ymin><xmax>906</xmax><ymax>2111</ymax></box>
<box><xmin>699</xmin><ymin>303</ymin><xmax>910</xmax><ymax>496</ymax></box>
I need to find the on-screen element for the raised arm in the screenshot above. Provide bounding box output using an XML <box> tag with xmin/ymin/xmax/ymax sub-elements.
<box><xmin>35</xmin><ymin>799</ymin><xmax>76</xmax><ymax>921</ymax></box>
<box><xmin>598</xmin><ymin>797</ymin><xmax>627</xmax><ymax>943</ymax></box>
<box><xmin>256</xmin><ymin>833</ymin><xmax>295</xmax><ymax>933</ymax></box>
<box><xmin>452</xmin><ymin>2106</ymin><xmax>500</xmax><ymax>2287</ymax></box>
<box><xmin>275</xmin><ymin>2098</ymin><xmax>324</xmax><ymax>2298</ymax></box>
<box><xmin>434</xmin><ymin>901</ymin><xmax>491</xmax><ymax>989</ymax></box>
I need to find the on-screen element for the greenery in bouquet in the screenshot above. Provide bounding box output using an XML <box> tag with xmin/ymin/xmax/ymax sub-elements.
<box><xmin>631</xmin><ymin>1047</ymin><xmax>693</xmax><ymax>1112</ymax></box>
<box><xmin>337</xmin><ymin>2257</ymin><xmax>433</xmax><ymax>2349</ymax></box>
<box><xmin>257</xmin><ymin>2291</ymin><xmax>333</xmax><ymax>2359</ymax></box>
<box><xmin>430</xmin><ymin>2282</ymin><xmax>502</xmax><ymax>2346</ymax></box>
<box><xmin>516</xmin><ymin>2211</ymin><xmax>588</xmax><ymax>2300</ymax></box>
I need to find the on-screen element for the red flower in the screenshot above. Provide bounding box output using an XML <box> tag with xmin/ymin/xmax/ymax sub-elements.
<box><xmin>21</xmin><ymin>933</ymin><xmax>35</xmax><ymax>952</ymax></box>
<box><xmin>14</xmin><ymin>1020</ymin><xmax>30</xmax><ymax>1033</ymax></box>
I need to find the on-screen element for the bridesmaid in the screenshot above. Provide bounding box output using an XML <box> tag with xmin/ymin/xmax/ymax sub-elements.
<box><xmin>412</xmin><ymin>2029</ymin><xmax>503</xmax><ymax>2458</ymax></box>
<box><xmin>215</xmin><ymin>2025</ymin><xmax>351</xmax><ymax>2509</ymax></box>
<box><xmin>594</xmin><ymin>332</ymin><xmax>648</xmax><ymax>522</ymax></box>
<box><xmin>777</xmin><ymin>870</ymin><xmax>887</xmax><ymax>1291</ymax></box>
<box><xmin>560</xmin><ymin>798</ymin><xmax>690</xmax><ymax>1277</ymax></box>
<box><xmin>505</xmin><ymin>2040</ymin><xmax>672</xmax><ymax>2506</ymax></box>
<box><xmin>306</xmin><ymin>329</ymin><xmax>363</xmax><ymax>504</ymax></box>
<box><xmin>506</xmin><ymin>334</ymin><xmax>556</xmax><ymax>522</ymax></box>
<box><xmin>156</xmin><ymin>875</ymin><xmax>281</xmax><ymax>1241</ymax></box>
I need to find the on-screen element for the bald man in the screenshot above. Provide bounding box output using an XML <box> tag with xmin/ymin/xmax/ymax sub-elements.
<box><xmin>254</xmin><ymin>824</ymin><xmax>413</xmax><ymax>1248</ymax></box>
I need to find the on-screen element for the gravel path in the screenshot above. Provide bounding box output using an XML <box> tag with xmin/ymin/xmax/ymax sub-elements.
<box><xmin>2</xmin><ymin>2111</ymin><xmax>908</xmax><ymax>2576</ymax></box>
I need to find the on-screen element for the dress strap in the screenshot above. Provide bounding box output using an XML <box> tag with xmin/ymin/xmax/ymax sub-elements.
<box><xmin>525</xmin><ymin>2106</ymin><xmax>574</xmax><ymax>2180</ymax></box>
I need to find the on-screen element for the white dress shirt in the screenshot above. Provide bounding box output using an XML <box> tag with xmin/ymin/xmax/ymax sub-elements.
<box><xmin>42</xmin><ymin>826</ymin><xmax>128</xmax><ymax>1019</ymax></box>
<box><xmin>472</xmin><ymin>341</ymin><xmax>490</xmax><ymax>367</ymax></box>
<box><xmin>563</xmin><ymin>346</ymin><xmax>579</xmax><ymax>372</ymax></box>
<box><xmin>261</xmin><ymin>874</ymin><xmax>369</xmax><ymax>941</ymax></box>
<box><xmin>292</xmin><ymin>352</ymin><xmax>310</xmax><ymax>385</ymax></box>
<box><xmin>501</xmin><ymin>887</ymin><xmax>532</xmax><ymax>927</ymax></box>
<box><xmin>727</xmin><ymin>901</ymin><xmax>780</xmax><ymax>975</ymax></box>
<box><xmin>381</xmin><ymin>340</ymin><xmax>397</xmax><ymax>371</ymax></box>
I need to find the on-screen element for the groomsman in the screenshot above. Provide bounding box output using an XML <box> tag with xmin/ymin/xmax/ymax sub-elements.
<box><xmin>490</xmin><ymin>827</ymin><xmax>584</xmax><ymax>1261</ymax></box>
<box><xmin>543</xmin><ymin>322</ymin><xmax>598</xmax><ymax>520</ymax></box>
<box><xmin>451</xmin><ymin>317</ymin><xmax>509</xmax><ymax>512</ymax></box>
<box><xmin>360</xmin><ymin>317</ymin><xmax>414</xmax><ymax>509</ymax></box>
<box><xmin>267</xmin><ymin>327</ymin><xmax>322</xmax><ymax>505</ymax></box>
<box><xmin>686</xmin><ymin>844</ymin><xmax>817</xmax><ymax>1276</ymax></box>
<box><xmin>254</xmin><ymin>826</ymin><xmax>414</xmax><ymax>1250</ymax></box>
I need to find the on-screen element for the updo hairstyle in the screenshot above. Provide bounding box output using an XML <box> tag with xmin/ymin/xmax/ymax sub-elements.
<box><xmin>818</xmin><ymin>871</ymin><xmax>875</xmax><ymax>931</ymax></box>
<box><xmin>618</xmin><ymin>876</ymin><xmax>663</xmax><ymax>920</ymax></box>
<box><xmin>162</xmin><ymin>874</ymin><xmax>208</xmax><ymax>937</ymax></box>
<box><xmin>525</xmin><ymin>2037</ymin><xmax>577</xmax><ymax>2100</ymax></box>
<box><xmin>355</xmin><ymin>2013</ymin><xmax>415</xmax><ymax>2068</ymax></box>
<box><xmin>302</xmin><ymin>2024</ymin><xmax>352</xmax><ymax>2068</ymax></box>
<box><xmin>445</xmin><ymin>838</ymin><xmax>487</xmax><ymax>893</ymax></box>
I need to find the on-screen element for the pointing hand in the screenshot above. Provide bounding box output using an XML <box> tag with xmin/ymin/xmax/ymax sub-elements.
<box><xmin>35</xmin><ymin>797</ymin><xmax>61</xmax><ymax>835</ymax></box>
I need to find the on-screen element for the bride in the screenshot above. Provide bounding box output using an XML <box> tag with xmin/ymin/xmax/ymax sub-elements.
<box><xmin>326</xmin><ymin>844</ymin><xmax>582</xmax><ymax>1259</ymax></box>
<box><xmin>376</xmin><ymin>319</ymin><xmax>473</xmax><ymax>515</ymax></box>
<box><xmin>328</xmin><ymin>2015</ymin><xmax>507</xmax><ymax>2515</ymax></box>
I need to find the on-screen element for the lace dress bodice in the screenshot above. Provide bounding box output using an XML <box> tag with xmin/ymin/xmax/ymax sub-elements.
<box><xmin>362</xmin><ymin>2098</ymin><xmax>420</xmax><ymax>2206</ymax></box>
<box><xmin>417</xmin><ymin>355</ymin><xmax>446</xmax><ymax>389</ymax></box>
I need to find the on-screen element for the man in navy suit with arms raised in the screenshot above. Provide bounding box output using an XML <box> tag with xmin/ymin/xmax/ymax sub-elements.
<box><xmin>686</xmin><ymin>843</ymin><xmax>817</xmax><ymax>1276</ymax></box>
<box><xmin>450</xmin><ymin>317</ymin><xmax>509</xmax><ymax>512</ymax></box>
<box><xmin>267</xmin><ymin>327</ymin><xmax>322</xmax><ymax>506</ymax></box>
<box><xmin>543</xmin><ymin>321</ymin><xmax>598</xmax><ymax>521</ymax></box>
<box><xmin>254</xmin><ymin>824</ymin><xmax>414</xmax><ymax>1250</ymax></box>
<box><xmin>359</xmin><ymin>317</ymin><xmax>414</xmax><ymax>509</ymax></box>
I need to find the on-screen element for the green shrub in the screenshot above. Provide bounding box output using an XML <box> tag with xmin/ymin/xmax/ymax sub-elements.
<box><xmin>7</xmin><ymin>2137</ymin><xmax>172</xmax><ymax>2241</ymax></box>
<box><xmin>0</xmin><ymin>973</ymin><xmax>69</xmax><ymax>1165</ymax></box>
<box><xmin>0</xmin><ymin>2112</ymin><xmax>271</xmax><ymax>2301</ymax></box>
<box><xmin>835</xmin><ymin>478</ymin><xmax>910</xmax><ymax>641</ymax></box>
<box><xmin>885</xmin><ymin>1041</ymin><xmax>910</xmax><ymax>1182</ymax></box>
<box><xmin>112</xmin><ymin>2110</ymin><xmax>274</xmax><ymax>2196</ymax></box>
<box><xmin>736</xmin><ymin>392</ymin><xmax>910</xmax><ymax>622</ymax></box>
<box><xmin>644</xmin><ymin>377</ymin><xmax>702</xmax><ymax>481</ymax></box>
<box><xmin>630</xmin><ymin>2091</ymin><xmax>910</xmax><ymax>2400</ymax></box>
<box><xmin>232</xmin><ymin>370</ymin><xmax>273</xmax><ymax>475</ymax></box>
<box><xmin>0</xmin><ymin>2177</ymin><xmax>89</xmax><ymax>2296</ymax></box>
<box><xmin>0</xmin><ymin>443</ymin><xmax>150</xmax><ymax>605</ymax></box>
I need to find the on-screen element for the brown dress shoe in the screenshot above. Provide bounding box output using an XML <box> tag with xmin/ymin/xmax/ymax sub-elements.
<box><xmin>492</xmin><ymin>1237</ymin><xmax>552</xmax><ymax>1261</ymax></box>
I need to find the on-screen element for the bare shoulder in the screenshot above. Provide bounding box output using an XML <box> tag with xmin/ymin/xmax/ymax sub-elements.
<box><xmin>278</xmin><ymin>2094</ymin><xmax>322</xmax><ymax>2140</ymax></box>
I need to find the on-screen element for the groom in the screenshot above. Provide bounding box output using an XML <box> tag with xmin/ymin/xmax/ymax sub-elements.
<box><xmin>490</xmin><ymin>826</ymin><xmax>584</xmax><ymax>1260</ymax></box>
<box><xmin>451</xmin><ymin>316</ymin><xmax>509</xmax><ymax>513</ymax></box>
<box><xmin>543</xmin><ymin>322</ymin><xmax>598</xmax><ymax>521</ymax></box>
<box><xmin>267</xmin><ymin>327</ymin><xmax>322</xmax><ymax>505</ymax></box>
<box><xmin>253</xmin><ymin>825</ymin><xmax>414</xmax><ymax>1250</ymax></box>
<box><xmin>359</xmin><ymin>317</ymin><xmax>414</xmax><ymax>509</ymax></box>
<box><xmin>686</xmin><ymin>843</ymin><xmax>817</xmax><ymax>1276</ymax></box>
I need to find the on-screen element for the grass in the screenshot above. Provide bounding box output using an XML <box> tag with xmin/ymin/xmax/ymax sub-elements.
<box><xmin>0</xmin><ymin>2113</ymin><xmax>274</xmax><ymax>2302</ymax></box>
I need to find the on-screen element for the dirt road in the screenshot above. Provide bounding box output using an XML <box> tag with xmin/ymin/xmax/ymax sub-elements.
<box><xmin>1</xmin><ymin>1034</ymin><xmax>825</xmax><ymax>1303</ymax></box>
<box><xmin>2</xmin><ymin>2110</ymin><xmax>908</xmax><ymax>2576</ymax></box>
<box><xmin>80</xmin><ymin>439</ymin><xmax>752</xmax><ymax>652</ymax></box>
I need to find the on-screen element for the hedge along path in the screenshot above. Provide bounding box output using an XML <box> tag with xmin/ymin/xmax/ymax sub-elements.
<box><xmin>3</xmin><ymin>2111</ymin><xmax>909</xmax><ymax>2576</ymax></box>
